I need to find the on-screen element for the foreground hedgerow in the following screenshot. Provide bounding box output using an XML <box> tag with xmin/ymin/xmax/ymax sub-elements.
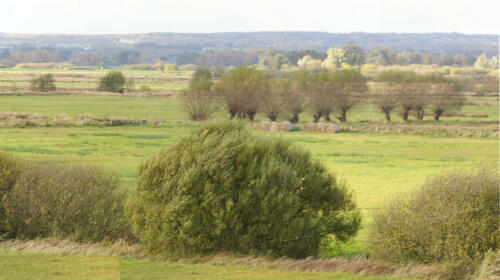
<box><xmin>370</xmin><ymin>169</ymin><xmax>500</xmax><ymax>278</ymax></box>
<box><xmin>129</xmin><ymin>122</ymin><xmax>361</xmax><ymax>258</ymax></box>
<box><xmin>0</xmin><ymin>156</ymin><xmax>131</xmax><ymax>242</ymax></box>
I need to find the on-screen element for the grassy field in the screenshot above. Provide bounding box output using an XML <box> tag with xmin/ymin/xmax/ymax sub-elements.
<box><xmin>0</xmin><ymin>250</ymin><xmax>409</xmax><ymax>280</ymax></box>
<box><xmin>0</xmin><ymin>94</ymin><xmax>497</xmax><ymax>122</ymax></box>
<box><xmin>0</xmin><ymin>68</ymin><xmax>191</xmax><ymax>95</ymax></box>
<box><xmin>0</xmin><ymin>76</ymin><xmax>498</xmax><ymax>278</ymax></box>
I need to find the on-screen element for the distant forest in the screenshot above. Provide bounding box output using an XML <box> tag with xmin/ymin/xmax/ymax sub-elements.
<box><xmin>0</xmin><ymin>32</ymin><xmax>497</xmax><ymax>67</ymax></box>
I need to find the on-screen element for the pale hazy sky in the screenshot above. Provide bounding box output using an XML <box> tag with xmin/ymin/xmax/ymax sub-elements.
<box><xmin>1</xmin><ymin>0</ymin><xmax>499</xmax><ymax>34</ymax></box>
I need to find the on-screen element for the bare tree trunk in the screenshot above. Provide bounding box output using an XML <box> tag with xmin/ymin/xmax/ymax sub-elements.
<box><xmin>247</xmin><ymin>111</ymin><xmax>256</xmax><ymax>121</ymax></box>
<box><xmin>229</xmin><ymin>109</ymin><xmax>236</xmax><ymax>119</ymax></box>
<box><xmin>323</xmin><ymin>114</ymin><xmax>331</xmax><ymax>121</ymax></box>
<box><xmin>337</xmin><ymin>109</ymin><xmax>347</xmax><ymax>122</ymax></box>
<box><xmin>289</xmin><ymin>112</ymin><xmax>299</xmax><ymax>123</ymax></box>
<box><xmin>417</xmin><ymin>109</ymin><xmax>425</xmax><ymax>120</ymax></box>
<box><xmin>384</xmin><ymin>109</ymin><xmax>391</xmax><ymax>122</ymax></box>
<box><xmin>402</xmin><ymin>109</ymin><xmax>410</xmax><ymax>121</ymax></box>
<box><xmin>313</xmin><ymin>113</ymin><xmax>321</xmax><ymax>123</ymax></box>
<box><xmin>433</xmin><ymin>110</ymin><xmax>443</xmax><ymax>121</ymax></box>
<box><xmin>268</xmin><ymin>113</ymin><xmax>277</xmax><ymax>122</ymax></box>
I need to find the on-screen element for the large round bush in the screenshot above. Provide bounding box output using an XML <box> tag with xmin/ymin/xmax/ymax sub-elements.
<box><xmin>129</xmin><ymin>122</ymin><xmax>361</xmax><ymax>258</ymax></box>
<box><xmin>369</xmin><ymin>169</ymin><xmax>499</xmax><ymax>276</ymax></box>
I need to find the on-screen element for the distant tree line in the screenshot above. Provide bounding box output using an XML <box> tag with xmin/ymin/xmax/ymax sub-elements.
<box><xmin>0</xmin><ymin>41</ymin><xmax>497</xmax><ymax>69</ymax></box>
<box><xmin>0</xmin><ymin>32</ymin><xmax>497</xmax><ymax>58</ymax></box>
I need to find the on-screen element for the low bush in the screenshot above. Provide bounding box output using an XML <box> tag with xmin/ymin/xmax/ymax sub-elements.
<box><xmin>138</xmin><ymin>84</ymin><xmax>151</xmax><ymax>93</ymax></box>
<box><xmin>30</xmin><ymin>73</ymin><xmax>56</xmax><ymax>92</ymax></box>
<box><xmin>129</xmin><ymin>122</ymin><xmax>361</xmax><ymax>258</ymax></box>
<box><xmin>2</xmin><ymin>162</ymin><xmax>131</xmax><ymax>242</ymax></box>
<box><xmin>370</xmin><ymin>169</ymin><xmax>499</xmax><ymax>278</ymax></box>
<box><xmin>97</xmin><ymin>71</ymin><xmax>126</xmax><ymax>93</ymax></box>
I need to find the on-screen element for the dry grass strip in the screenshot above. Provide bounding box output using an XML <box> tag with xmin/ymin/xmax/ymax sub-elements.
<box><xmin>0</xmin><ymin>239</ymin><xmax>463</xmax><ymax>279</ymax></box>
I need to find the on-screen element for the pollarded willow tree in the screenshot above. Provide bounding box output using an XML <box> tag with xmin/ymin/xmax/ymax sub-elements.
<box><xmin>307</xmin><ymin>72</ymin><xmax>334</xmax><ymax>122</ymax></box>
<box><xmin>428</xmin><ymin>82</ymin><xmax>464</xmax><ymax>121</ymax></box>
<box><xmin>376</xmin><ymin>71</ymin><xmax>429</xmax><ymax>121</ymax></box>
<box><xmin>411</xmin><ymin>83</ymin><xmax>429</xmax><ymax>120</ymax></box>
<box><xmin>285</xmin><ymin>71</ymin><xmax>309</xmax><ymax>123</ymax></box>
<box><xmin>330</xmin><ymin>70</ymin><xmax>367</xmax><ymax>122</ymax></box>
<box><xmin>306</xmin><ymin>70</ymin><xmax>367</xmax><ymax>123</ymax></box>
<box><xmin>262</xmin><ymin>79</ymin><xmax>286</xmax><ymax>121</ymax></box>
<box><xmin>376</xmin><ymin>82</ymin><xmax>401</xmax><ymax>123</ymax></box>
<box><xmin>215</xmin><ymin>66</ymin><xmax>269</xmax><ymax>120</ymax></box>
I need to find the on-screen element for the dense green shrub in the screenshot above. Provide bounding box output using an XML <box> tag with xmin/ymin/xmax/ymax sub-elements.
<box><xmin>3</xmin><ymin>163</ymin><xmax>130</xmax><ymax>242</ymax></box>
<box><xmin>370</xmin><ymin>169</ymin><xmax>499</xmax><ymax>277</ymax></box>
<box><xmin>0</xmin><ymin>153</ymin><xmax>22</xmax><ymax>237</ymax></box>
<box><xmin>30</xmin><ymin>73</ymin><xmax>56</xmax><ymax>92</ymax></box>
<box><xmin>129</xmin><ymin>122</ymin><xmax>361</xmax><ymax>258</ymax></box>
<box><xmin>97</xmin><ymin>71</ymin><xmax>126</xmax><ymax>93</ymax></box>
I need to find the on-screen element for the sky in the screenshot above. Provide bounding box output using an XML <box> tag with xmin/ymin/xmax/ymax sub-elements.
<box><xmin>0</xmin><ymin>0</ymin><xmax>499</xmax><ymax>34</ymax></box>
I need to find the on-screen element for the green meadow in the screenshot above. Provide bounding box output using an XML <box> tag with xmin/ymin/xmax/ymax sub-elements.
<box><xmin>0</xmin><ymin>251</ymin><xmax>410</xmax><ymax>280</ymax></box>
<box><xmin>0</xmin><ymin>92</ymin><xmax>498</xmax><ymax>279</ymax></box>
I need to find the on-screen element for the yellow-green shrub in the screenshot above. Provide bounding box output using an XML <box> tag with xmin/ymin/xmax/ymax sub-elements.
<box><xmin>3</xmin><ymin>162</ymin><xmax>131</xmax><ymax>242</ymax></box>
<box><xmin>370</xmin><ymin>169</ymin><xmax>499</xmax><ymax>277</ymax></box>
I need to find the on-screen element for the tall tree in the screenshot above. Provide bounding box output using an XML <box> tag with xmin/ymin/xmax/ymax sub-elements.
<box><xmin>342</xmin><ymin>42</ymin><xmax>365</xmax><ymax>66</ymax></box>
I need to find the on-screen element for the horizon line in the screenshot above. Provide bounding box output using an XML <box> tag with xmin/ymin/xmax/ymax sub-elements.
<box><xmin>0</xmin><ymin>31</ymin><xmax>498</xmax><ymax>36</ymax></box>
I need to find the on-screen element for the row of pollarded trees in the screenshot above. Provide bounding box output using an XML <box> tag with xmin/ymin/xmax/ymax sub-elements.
<box><xmin>374</xmin><ymin>71</ymin><xmax>464</xmax><ymax>122</ymax></box>
<box><xmin>182</xmin><ymin>67</ymin><xmax>465</xmax><ymax>123</ymax></box>
<box><xmin>183</xmin><ymin>66</ymin><xmax>369</xmax><ymax>123</ymax></box>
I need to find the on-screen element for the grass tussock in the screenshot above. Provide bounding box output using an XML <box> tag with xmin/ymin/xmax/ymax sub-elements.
<box><xmin>472</xmin><ymin>250</ymin><xmax>500</xmax><ymax>280</ymax></box>
<box><xmin>0</xmin><ymin>238</ymin><xmax>145</xmax><ymax>258</ymax></box>
<box><xmin>0</xmin><ymin>238</ymin><xmax>453</xmax><ymax>279</ymax></box>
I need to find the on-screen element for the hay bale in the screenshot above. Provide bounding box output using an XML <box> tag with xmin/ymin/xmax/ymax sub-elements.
<box><xmin>279</xmin><ymin>121</ymin><xmax>294</xmax><ymax>132</ymax></box>
<box><xmin>314</xmin><ymin>122</ymin><xmax>326</xmax><ymax>133</ymax></box>
<box><xmin>256</xmin><ymin>121</ymin><xmax>271</xmax><ymax>131</ymax></box>
<box><xmin>302</xmin><ymin>122</ymin><xmax>315</xmax><ymax>132</ymax></box>
<box><xmin>109</xmin><ymin>117</ymin><xmax>132</xmax><ymax>126</ymax></box>
<box><xmin>326</xmin><ymin>123</ymin><xmax>340</xmax><ymax>133</ymax></box>
<box><xmin>52</xmin><ymin>113</ymin><xmax>73</xmax><ymax>125</ymax></box>
<box><xmin>269</xmin><ymin>122</ymin><xmax>281</xmax><ymax>132</ymax></box>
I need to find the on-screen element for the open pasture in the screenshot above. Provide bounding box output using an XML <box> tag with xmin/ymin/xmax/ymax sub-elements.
<box><xmin>0</xmin><ymin>68</ymin><xmax>191</xmax><ymax>95</ymax></box>
<box><xmin>0</xmin><ymin>250</ymin><xmax>410</xmax><ymax>280</ymax></box>
<box><xmin>0</xmin><ymin>94</ymin><xmax>497</xmax><ymax>256</ymax></box>
<box><xmin>0</xmin><ymin>78</ymin><xmax>498</xmax><ymax>278</ymax></box>
<box><xmin>0</xmin><ymin>94</ymin><xmax>497</xmax><ymax>122</ymax></box>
